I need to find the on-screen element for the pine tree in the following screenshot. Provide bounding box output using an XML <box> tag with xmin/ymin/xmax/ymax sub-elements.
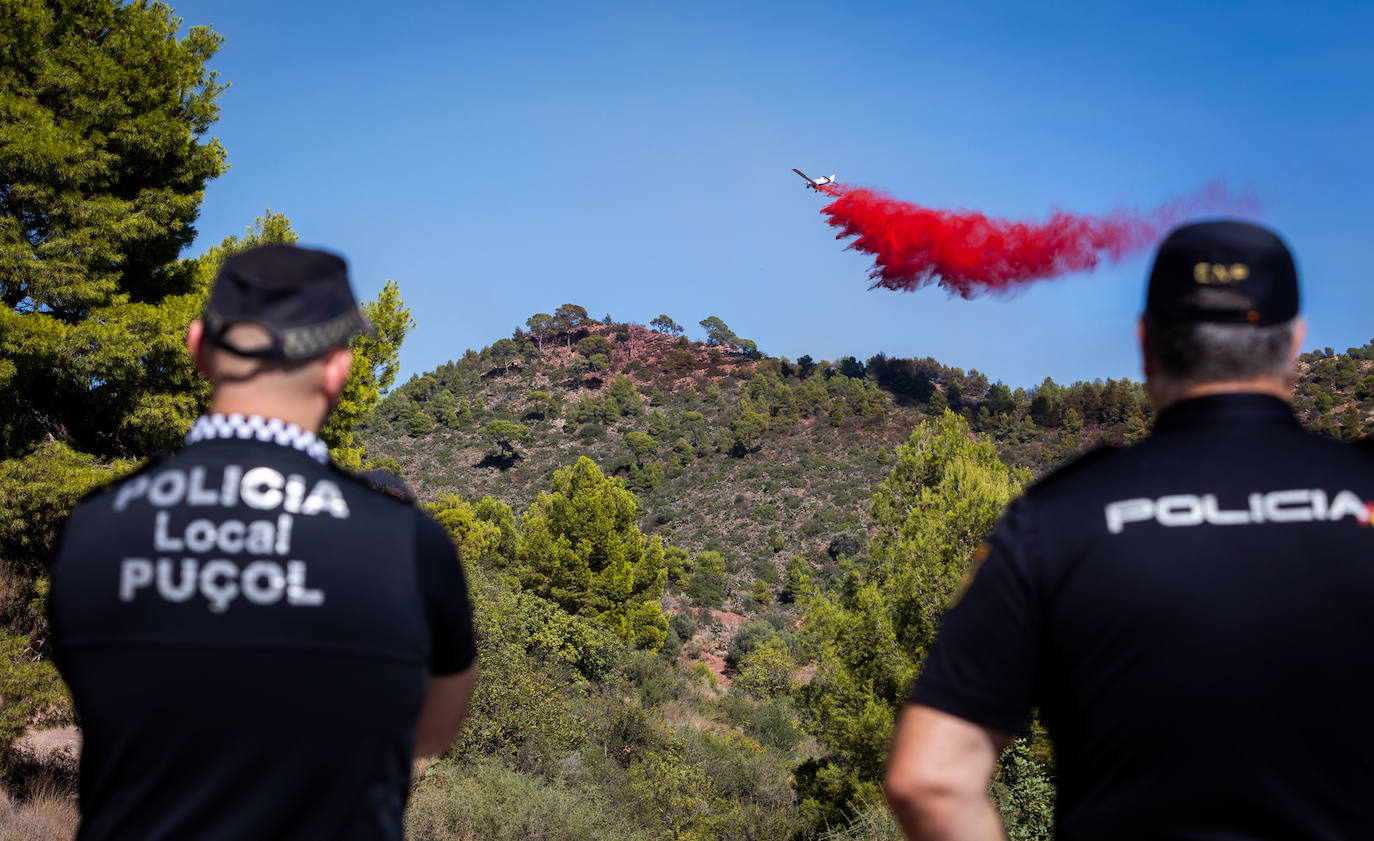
<box><xmin>798</xmin><ymin>411</ymin><xmax>1021</xmax><ymax>831</ymax></box>
<box><xmin>515</xmin><ymin>457</ymin><xmax>667</xmax><ymax>649</ymax></box>
<box><xmin>0</xmin><ymin>5</ymin><xmax>409</xmax><ymax>681</ymax></box>
<box><xmin>1</xmin><ymin>0</ymin><xmax>227</xmax><ymax>458</ymax></box>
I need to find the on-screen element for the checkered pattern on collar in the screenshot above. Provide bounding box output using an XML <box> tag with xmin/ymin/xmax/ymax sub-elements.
<box><xmin>185</xmin><ymin>414</ymin><xmax>330</xmax><ymax>464</ymax></box>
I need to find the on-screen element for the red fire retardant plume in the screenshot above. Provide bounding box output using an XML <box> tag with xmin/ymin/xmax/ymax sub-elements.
<box><xmin>818</xmin><ymin>181</ymin><xmax>1254</xmax><ymax>297</ymax></box>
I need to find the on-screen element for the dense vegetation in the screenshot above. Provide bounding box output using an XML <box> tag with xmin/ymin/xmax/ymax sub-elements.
<box><xmin>3</xmin><ymin>3</ymin><xmax>1373</xmax><ymax>839</ymax></box>
<box><xmin>354</xmin><ymin>310</ymin><xmax>1372</xmax><ymax>840</ymax></box>
<box><xmin>396</xmin><ymin>411</ymin><xmax>1055</xmax><ymax>840</ymax></box>
<box><xmin>0</xmin><ymin>0</ymin><xmax>409</xmax><ymax>780</ymax></box>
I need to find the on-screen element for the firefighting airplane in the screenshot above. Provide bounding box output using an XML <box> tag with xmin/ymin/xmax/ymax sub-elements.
<box><xmin>791</xmin><ymin>168</ymin><xmax>836</xmax><ymax>191</ymax></box>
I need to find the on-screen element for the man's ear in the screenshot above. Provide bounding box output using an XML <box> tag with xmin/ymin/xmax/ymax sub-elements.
<box><xmin>1289</xmin><ymin>317</ymin><xmax>1307</xmax><ymax>362</ymax></box>
<box><xmin>186</xmin><ymin>320</ymin><xmax>212</xmax><ymax>377</ymax></box>
<box><xmin>321</xmin><ymin>348</ymin><xmax>354</xmax><ymax>403</ymax></box>
<box><xmin>1137</xmin><ymin>317</ymin><xmax>1152</xmax><ymax>380</ymax></box>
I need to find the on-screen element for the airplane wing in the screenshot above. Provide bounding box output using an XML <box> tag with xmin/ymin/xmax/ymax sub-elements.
<box><xmin>792</xmin><ymin>168</ymin><xmax>816</xmax><ymax>185</ymax></box>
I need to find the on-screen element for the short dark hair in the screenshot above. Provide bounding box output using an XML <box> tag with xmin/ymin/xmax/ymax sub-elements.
<box><xmin>1144</xmin><ymin>315</ymin><xmax>1296</xmax><ymax>383</ymax></box>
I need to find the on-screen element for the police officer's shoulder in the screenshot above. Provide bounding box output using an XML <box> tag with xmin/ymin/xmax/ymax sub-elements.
<box><xmin>76</xmin><ymin>449</ymin><xmax>173</xmax><ymax>507</ymax></box>
<box><xmin>1021</xmin><ymin>444</ymin><xmax>1125</xmax><ymax>499</ymax></box>
<box><xmin>332</xmin><ymin>465</ymin><xmax>419</xmax><ymax>507</ymax></box>
<box><xmin>1291</xmin><ymin>426</ymin><xmax>1374</xmax><ymax>467</ymax></box>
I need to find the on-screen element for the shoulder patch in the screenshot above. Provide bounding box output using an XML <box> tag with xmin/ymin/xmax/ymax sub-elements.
<box><xmin>949</xmin><ymin>541</ymin><xmax>990</xmax><ymax>607</ymax></box>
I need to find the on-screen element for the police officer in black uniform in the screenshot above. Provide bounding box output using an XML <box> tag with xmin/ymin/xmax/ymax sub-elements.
<box><xmin>49</xmin><ymin>245</ymin><xmax>477</xmax><ymax>841</ymax></box>
<box><xmin>884</xmin><ymin>221</ymin><xmax>1374</xmax><ymax>841</ymax></box>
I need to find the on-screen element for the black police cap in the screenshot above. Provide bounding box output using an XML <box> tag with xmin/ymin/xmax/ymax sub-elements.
<box><xmin>203</xmin><ymin>244</ymin><xmax>372</xmax><ymax>361</ymax></box>
<box><xmin>1145</xmin><ymin>220</ymin><xmax>1299</xmax><ymax>327</ymax></box>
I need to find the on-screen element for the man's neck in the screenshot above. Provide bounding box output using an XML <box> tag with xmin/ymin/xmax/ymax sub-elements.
<box><xmin>207</xmin><ymin>396</ymin><xmax>325</xmax><ymax>434</ymax></box>
<box><xmin>1148</xmin><ymin>378</ymin><xmax>1291</xmax><ymax>413</ymax></box>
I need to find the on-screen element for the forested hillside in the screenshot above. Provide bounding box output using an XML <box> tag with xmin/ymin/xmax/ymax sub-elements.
<box><xmin>353</xmin><ymin>308</ymin><xmax>1374</xmax><ymax>841</ymax></box>
<box><xmin>3</xmin><ymin>3</ymin><xmax>1369</xmax><ymax>839</ymax></box>
<box><xmin>362</xmin><ymin>309</ymin><xmax>1374</xmax><ymax>614</ymax></box>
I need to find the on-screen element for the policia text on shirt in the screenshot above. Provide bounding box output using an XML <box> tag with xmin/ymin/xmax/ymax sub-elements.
<box><xmin>112</xmin><ymin>461</ymin><xmax>351</xmax><ymax>612</ymax></box>
<box><xmin>1104</xmin><ymin>487</ymin><xmax>1374</xmax><ymax>533</ymax></box>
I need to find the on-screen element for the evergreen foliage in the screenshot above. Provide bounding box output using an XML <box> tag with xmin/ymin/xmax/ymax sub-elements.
<box><xmin>650</xmin><ymin>314</ymin><xmax>684</xmax><ymax>336</ymax></box>
<box><xmin>0</xmin><ymin>632</ymin><xmax>71</xmax><ymax>765</ymax></box>
<box><xmin>0</xmin><ymin>3</ymin><xmax>409</xmax><ymax>766</ymax></box>
<box><xmin>732</xmin><ymin>639</ymin><xmax>796</xmax><ymax>699</ymax></box>
<box><xmin>515</xmin><ymin>458</ymin><xmax>668</xmax><ymax>649</ymax></box>
<box><xmin>797</xmin><ymin>412</ymin><xmax>1022</xmax><ymax>832</ymax></box>
<box><xmin>482</xmin><ymin>419</ymin><xmax>529</xmax><ymax>459</ymax></box>
<box><xmin>684</xmin><ymin>549</ymin><xmax>727</xmax><ymax>608</ymax></box>
<box><xmin>0</xmin><ymin>0</ymin><xmax>226</xmax><ymax>459</ymax></box>
<box><xmin>322</xmin><ymin>279</ymin><xmax>413</xmax><ymax>468</ymax></box>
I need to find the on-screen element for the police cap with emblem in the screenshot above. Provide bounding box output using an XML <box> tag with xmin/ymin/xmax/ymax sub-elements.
<box><xmin>204</xmin><ymin>244</ymin><xmax>372</xmax><ymax>361</ymax></box>
<box><xmin>1145</xmin><ymin>220</ymin><xmax>1299</xmax><ymax>327</ymax></box>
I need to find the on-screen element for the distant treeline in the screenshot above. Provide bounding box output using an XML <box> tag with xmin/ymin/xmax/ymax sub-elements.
<box><xmin>370</xmin><ymin>309</ymin><xmax>1374</xmax><ymax>461</ymax></box>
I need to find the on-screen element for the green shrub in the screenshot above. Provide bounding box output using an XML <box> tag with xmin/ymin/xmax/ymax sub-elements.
<box><xmin>660</xmin><ymin>623</ymin><xmax>684</xmax><ymax>661</ymax></box>
<box><xmin>724</xmin><ymin>619</ymin><xmax>777</xmax><ymax>670</ymax></box>
<box><xmin>668</xmin><ymin>612</ymin><xmax>696</xmax><ymax>644</ymax></box>
<box><xmin>756</xmin><ymin>558</ymin><xmax>780</xmax><ymax>584</ymax></box>
<box><xmin>827</xmin><ymin>530</ymin><xmax>865</xmax><ymax>561</ymax></box>
<box><xmin>406</xmin><ymin>408</ymin><xmax>435</xmax><ymax>436</ymax></box>
<box><xmin>993</xmin><ymin>738</ymin><xmax>1056</xmax><ymax>840</ymax></box>
<box><xmin>679</xmin><ymin>728</ymin><xmax>797</xmax><ymax>839</ymax></box>
<box><xmin>684</xmin><ymin>550</ymin><xmax>727</xmax><ymax>608</ymax></box>
<box><xmin>1358</xmin><ymin>375</ymin><xmax>1374</xmax><ymax>401</ymax></box>
<box><xmin>452</xmin><ymin>643</ymin><xmax>587</xmax><ymax>770</ymax></box>
<box><xmin>593</xmin><ymin>700</ymin><xmax>670</xmax><ymax>767</ymax></box>
<box><xmin>360</xmin><ymin>455</ymin><xmax>404</xmax><ymax>476</ymax></box>
<box><xmin>0</xmin><ymin>633</ymin><xmax>72</xmax><ymax>758</ymax></box>
<box><xmin>747</xmin><ymin>698</ymin><xmax>805</xmax><ymax>751</ymax></box>
<box><xmin>732</xmin><ymin>639</ymin><xmax>795</xmax><ymax>699</ymax></box>
<box><xmin>406</xmin><ymin>758</ymin><xmax>652</xmax><ymax>841</ymax></box>
<box><xmin>689</xmin><ymin>661</ymin><xmax>719</xmax><ymax>690</ymax></box>
<box><xmin>748</xmin><ymin>578</ymin><xmax>772</xmax><ymax>606</ymax></box>
<box><xmin>768</xmin><ymin>530</ymin><xmax>788</xmax><ymax>554</ymax></box>
<box><xmin>621</xmin><ymin>650</ymin><xmax>681</xmax><ymax>708</ymax></box>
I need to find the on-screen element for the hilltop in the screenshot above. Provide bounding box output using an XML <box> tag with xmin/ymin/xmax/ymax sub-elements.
<box><xmin>359</xmin><ymin>307</ymin><xmax>1374</xmax><ymax>672</ymax></box>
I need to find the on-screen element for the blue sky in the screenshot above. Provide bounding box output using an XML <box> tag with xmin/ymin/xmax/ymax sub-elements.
<box><xmin>172</xmin><ymin>0</ymin><xmax>1373</xmax><ymax>389</ymax></box>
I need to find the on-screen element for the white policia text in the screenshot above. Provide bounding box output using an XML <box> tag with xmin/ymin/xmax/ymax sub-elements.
<box><xmin>1105</xmin><ymin>488</ymin><xmax>1374</xmax><ymax>534</ymax></box>
<box><xmin>110</xmin><ymin>463</ymin><xmax>349</xmax><ymax>612</ymax></box>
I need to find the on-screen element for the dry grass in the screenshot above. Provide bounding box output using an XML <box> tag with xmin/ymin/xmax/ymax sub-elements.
<box><xmin>819</xmin><ymin>804</ymin><xmax>904</xmax><ymax>841</ymax></box>
<box><xmin>661</xmin><ymin>698</ymin><xmax>714</xmax><ymax>732</ymax></box>
<box><xmin>0</xmin><ymin>786</ymin><xmax>77</xmax><ymax>841</ymax></box>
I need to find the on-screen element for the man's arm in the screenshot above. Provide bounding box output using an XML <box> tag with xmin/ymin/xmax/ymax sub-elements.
<box><xmin>411</xmin><ymin>511</ymin><xmax>479</xmax><ymax>759</ymax></box>
<box><xmin>884</xmin><ymin>704</ymin><xmax>1009</xmax><ymax>841</ymax></box>
<box><xmin>414</xmin><ymin>664</ymin><xmax>477</xmax><ymax>758</ymax></box>
<box><xmin>891</xmin><ymin>499</ymin><xmax>1045</xmax><ymax>839</ymax></box>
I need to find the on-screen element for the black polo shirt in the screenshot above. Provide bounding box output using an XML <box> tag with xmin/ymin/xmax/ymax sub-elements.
<box><xmin>49</xmin><ymin>414</ymin><xmax>476</xmax><ymax>841</ymax></box>
<box><xmin>910</xmin><ymin>394</ymin><xmax>1374</xmax><ymax>841</ymax></box>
